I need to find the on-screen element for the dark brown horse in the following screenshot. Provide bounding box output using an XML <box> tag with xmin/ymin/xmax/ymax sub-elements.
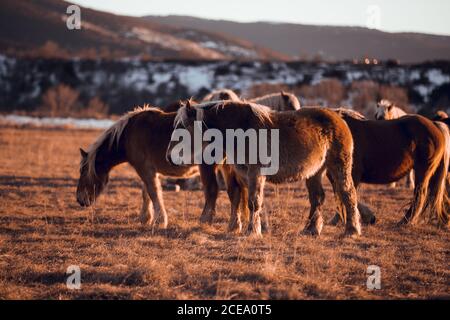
<box><xmin>167</xmin><ymin>101</ymin><xmax>362</xmax><ymax>237</ymax></box>
<box><xmin>76</xmin><ymin>105</ymin><xmax>227</xmax><ymax>229</ymax></box>
<box><xmin>324</xmin><ymin>108</ymin><xmax>450</xmax><ymax>227</ymax></box>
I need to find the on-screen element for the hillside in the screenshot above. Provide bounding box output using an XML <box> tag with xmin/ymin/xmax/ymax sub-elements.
<box><xmin>145</xmin><ymin>15</ymin><xmax>450</xmax><ymax>63</ymax></box>
<box><xmin>0</xmin><ymin>0</ymin><xmax>287</xmax><ymax>60</ymax></box>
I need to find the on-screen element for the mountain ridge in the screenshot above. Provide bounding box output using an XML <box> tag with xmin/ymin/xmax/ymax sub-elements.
<box><xmin>0</xmin><ymin>0</ymin><xmax>288</xmax><ymax>60</ymax></box>
<box><xmin>144</xmin><ymin>15</ymin><xmax>450</xmax><ymax>63</ymax></box>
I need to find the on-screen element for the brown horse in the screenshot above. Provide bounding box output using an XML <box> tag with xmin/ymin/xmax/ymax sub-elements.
<box><xmin>325</xmin><ymin>108</ymin><xmax>450</xmax><ymax>227</ymax></box>
<box><xmin>167</xmin><ymin>101</ymin><xmax>362</xmax><ymax>237</ymax></box>
<box><xmin>76</xmin><ymin>105</ymin><xmax>225</xmax><ymax>229</ymax></box>
<box><xmin>375</xmin><ymin>99</ymin><xmax>415</xmax><ymax>189</ymax></box>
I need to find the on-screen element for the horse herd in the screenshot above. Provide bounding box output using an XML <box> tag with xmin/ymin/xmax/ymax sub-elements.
<box><xmin>76</xmin><ymin>89</ymin><xmax>450</xmax><ymax>238</ymax></box>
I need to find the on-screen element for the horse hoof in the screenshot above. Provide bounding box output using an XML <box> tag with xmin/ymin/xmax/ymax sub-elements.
<box><xmin>302</xmin><ymin>227</ymin><xmax>321</xmax><ymax>236</ymax></box>
<box><xmin>261</xmin><ymin>222</ymin><xmax>270</xmax><ymax>233</ymax></box>
<box><xmin>249</xmin><ymin>231</ymin><xmax>263</xmax><ymax>238</ymax></box>
<box><xmin>329</xmin><ymin>214</ymin><xmax>341</xmax><ymax>226</ymax></box>
<box><xmin>362</xmin><ymin>215</ymin><xmax>377</xmax><ymax>225</ymax></box>
<box><xmin>344</xmin><ymin>226</ymin><xmax>361</xmax><ymax>238</ymax></box>
<box><xmin>227</xmin><ymin>222</ymin><xmax>242</xmax><ymax>234</ymax></box>
<box><xmin>245</xmin><ymin>224</ymin><xmax>262</xmax><ymax>238</ymax></box>
<box><xmin>139</xmin><ymin>214</ymin><xmax>151</xmax><ymax>225</ymax></box>
<box><xmin>200</xmin><ymin>214</ymin><xmax>213</xmax><ymax>224</ymax></box>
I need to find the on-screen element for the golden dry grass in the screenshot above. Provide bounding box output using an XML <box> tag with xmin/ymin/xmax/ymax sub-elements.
<box><xmin>0</xmin><ymin>126</ymin><xmax>448</xmax><ymax>299</ymax></box>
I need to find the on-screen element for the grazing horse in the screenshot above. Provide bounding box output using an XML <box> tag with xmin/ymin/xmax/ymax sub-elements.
<box><xmin>167</xmin><ymin>101</ymin><xmax>362</xmax><ymax>237</ymax></box>
<box><xmin>76</xmin><ymin>105</ymin><xmax>223</xmax><ymax>228</ymax></box>
<box><xmin>375</xmin><ymin>99</ymin><xmax>415</xmax><ymax>189</ymax></box>
<box><xmin>326</xmin><ymin>108</ymin><xmax>450</xmax><ymax>227</ymax></box>
<box><xmin>249</xmin><ymin>91</ymin><xmax>301</xmax><ymax>111</ymax></box>
<box><xmin>200</xmin><ymin>89</ymin><xmax>300</xmax><ymax>227</ymax></box>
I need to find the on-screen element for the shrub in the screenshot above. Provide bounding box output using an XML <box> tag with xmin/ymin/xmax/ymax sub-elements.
<box><xmin>39</xmin><ymin>84</ymin><xmax>79</xmax><ymax>117</ymax></box>
<box><xmin>82</xmin><ymin>97</ymin><xmax>109</xmax><ymax>118</ymax></box>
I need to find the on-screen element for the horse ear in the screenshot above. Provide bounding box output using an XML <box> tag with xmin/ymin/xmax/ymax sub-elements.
<box><xmin>185</xmin><ymin>99</ymin><xmax>192</xmax><ymax>109</ymax></box>
<box><xmin>281</xmin><ymin>90</ymin><xmax>289</xmax><ymax>100</ymax></box>
<box><xmin>80</xmin><ymin>148</ymin><xmax>88</xmax><ymax>158</ymax></box>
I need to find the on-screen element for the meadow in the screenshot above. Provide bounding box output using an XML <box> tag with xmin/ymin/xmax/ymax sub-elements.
<box><xmin>0</xmin><ymin>126</ymin><xmax>448</xmax><ymax>299</ymax></box>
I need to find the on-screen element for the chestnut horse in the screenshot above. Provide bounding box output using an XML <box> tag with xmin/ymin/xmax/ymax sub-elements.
<box><xmin>76</xmin><ymin>105</ymin><xmax>226</xmax><ymax>229</ymax></box>
<box><xmin>167</xmin><ymin>101</ymin><xmax>362</xmax><ymax>237</ymax></box>
<box><xmin>326</xmin><ymin>108</ymin><xmax>450</xmax><ymax>227</ymax></box>
<box><xmin>375</xmin><ymin>99</ymin><xmax>415</xmax><ymax>189</ymax></box>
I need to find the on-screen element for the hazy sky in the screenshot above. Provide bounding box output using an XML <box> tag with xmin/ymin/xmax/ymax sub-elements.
<box><xmin>69</xmin><ymin>0</ymin><xmax>450</xmax><ymax>36</ymax></box>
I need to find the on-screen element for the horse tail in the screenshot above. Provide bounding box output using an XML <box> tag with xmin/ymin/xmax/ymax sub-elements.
<box><xmin>425</xmin><ymin>121</ymin><xmax>450</xmax><ymax>226</ymax></box>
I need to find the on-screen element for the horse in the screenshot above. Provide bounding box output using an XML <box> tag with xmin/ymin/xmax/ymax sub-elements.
<box><xmin>326</xmin><ymin>108</ymin><xmax>450</xmax><ymax>227</ymax></box>
<box><xmin>199</xmin><ymin>90</ymin><xmax>298</xmax><ymax>228</ymax></box>
<box><xmin>203</xmin><ymin>89</ymin><xmax>300</xmax><ymax>111</ymax></box>
<box><xmin>166</xmin><ymin>100</ymin><xmax>362</xmax><ymax>237</ymax></box>
<box><xmin>76</xmin><ymin>105</ymin><xmax>226</xmax><ymax>229</ymax></box>
<box><xmin>375</xmin><ymin>99</ymin><xmax>408</xmax><ymax>120</ymax></box>
<box><xmin>202</xmin><ymin>89</ymin><xmax>241</xmax><ymax>102</ymax></box>
<box><xmin>200</xmin><ymin>89</ymin><xmax>300</xmax><ymax>226</ymax></box>
<box><xmin>248</xmin><ymin>91</ymin><xmax>301</xmax><ymax>111</ymax></box>
<box><xmin>375</xmin><ymin>99</ymin><xmax>415</xmax><ymax>189</ymax></box>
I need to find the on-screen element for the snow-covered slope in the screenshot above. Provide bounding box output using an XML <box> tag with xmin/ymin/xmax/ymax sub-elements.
<box><xmin>1</xmin><ymin>56</ymin><xmax>449</xmax><ymax>114</ymax></box>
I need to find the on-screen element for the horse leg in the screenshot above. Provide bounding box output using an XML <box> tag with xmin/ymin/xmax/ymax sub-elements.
<box><xmin>199</xmin><ymin>164</ymin><xmax>219</xmax><ymax>224</ymax></box>
<box><xmin>303</xmin><ymin>168</ymin><xmax>326</xmax><ymax>236</ymax></box>
<box><xmin>327</xmin><ymin>172</ymin><xmax>375</xmax><ymax>226</ymax></box>
<box><xmin>398</xmin><ymin>167</ymin><xmax>428</xmax><ymax>226</ymax></box>
<box><xmin>327</xmin><ymin>159</ymin><xmax>361</xmax><ymax>237</ymax></box>
<box><xmin>246</xmin><ymin>170</ymin><xmax>266</xmax><ymax>237</ymax></box>
<box><xmin>406</xmin><ymin>170</ymin><xmax>415</xmax><ymax>190</ymax></box>
<box><xmin>222</xmin><ymin>166</ymin><xmax>243</xmax><ymax>233</ymax></box>
<box><xmin>140</xmin><ymin>183</ymin><xmax>154</xmax><ymax>225</ymax></box>
<box><xmin>144</xmin><ymin>172</ymin><xmax>168</xmax><ymax>229</ymax></box>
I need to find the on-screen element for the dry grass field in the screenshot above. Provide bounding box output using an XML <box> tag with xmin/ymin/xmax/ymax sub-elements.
<box><xmin>0</xmin><ymin>126</ymin><xmax>448</xmax><ymax>299</ymax></box>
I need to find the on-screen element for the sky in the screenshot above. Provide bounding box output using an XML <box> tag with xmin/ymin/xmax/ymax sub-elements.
<box><xmin>68</xmin><ymin>0</ymin><xmax>450</xmax><ymax>36</ymax></box>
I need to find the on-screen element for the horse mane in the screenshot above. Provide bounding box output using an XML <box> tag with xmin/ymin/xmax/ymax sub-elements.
<box><xmin>332</xmin><ymin>107</ymin><xmax>367</xmax><ymax>120</ymax></box>
<box><xmin>174</xmin><ymin>101</ymin><xmax>274</xmax><ymax>129</ymax></box>
<box><xmin>247</xmin><ymin>102</ymin><xmax>274</xmax><ymax>125</ymax></box>
<box><xmin>83</xmin><ymin>104</ymin><xmax>161</xmax><ymax>178</ymax></box>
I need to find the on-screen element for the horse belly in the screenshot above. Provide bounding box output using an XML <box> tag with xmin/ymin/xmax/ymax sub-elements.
<box><xmin>158</xmin><ymin>165</ymin><xmax>199</xmax><ymax>179</ymax></box>
<box><xmin>268</xmin><ymin>143</ymin><xmax>327</xmax><ymax>184</ymax></box>
<box><xmin>361</xmin><ymin>154</ymin><xmax>413</xmax><ymax>184</ymax></box>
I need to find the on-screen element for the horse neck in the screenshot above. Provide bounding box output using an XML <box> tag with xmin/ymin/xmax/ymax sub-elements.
<box><xmin>93</xmin><ymin>134</ymin><xmax>127</xmax><ymax>176</ymax></box>
<box><xmin>203</xmin><ymin>104</ymin><xmax>258</xmax><ymax>131</ymax></box>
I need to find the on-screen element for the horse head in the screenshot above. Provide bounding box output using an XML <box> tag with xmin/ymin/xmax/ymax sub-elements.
<box><xmin>375</xmin><ymin>99</ymin><xmax>398</xmax><ymax>120</ymax></box>
<box><xmin>280</xmin><ymin>91</ymin><xmax>301</xmax><ymax>110</ymax></box>
<box><xmin>76</xmin><ymin>147</ymin><xmax>110</xmax><ymax>207</ymax></box>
